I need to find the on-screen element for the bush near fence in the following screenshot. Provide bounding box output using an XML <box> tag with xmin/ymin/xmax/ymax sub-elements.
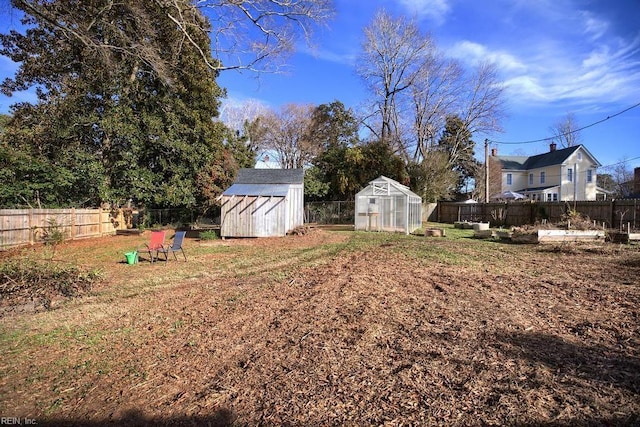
<box><xmin>436</xmin><ymin>200</ymin><xmax>640</xmax><ymax>230</ymax></box>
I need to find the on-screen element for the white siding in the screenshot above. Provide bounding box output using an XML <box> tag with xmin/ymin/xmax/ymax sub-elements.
<box><xmin>220</xmin><ymin>184</ymin><xmax>304</xmax><ymax>238</ymax></box>
<box><xmin>501</xmin><ymin>147</ymin><xmax>599</xmax><ymax>201</ymax></box>
<box><xmin>285</xmin><ymin>184</ymin><xmax>305</xmax><ymax>233</ymax></box>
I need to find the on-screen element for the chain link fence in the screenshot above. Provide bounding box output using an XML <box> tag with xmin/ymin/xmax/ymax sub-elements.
<box><xmin>141</xmin><ymin>207</ymin><xmax>221</xmax><ymax>228</ymax></box>
<box><xmin>304</xmin><ymin>201</ymin><xmax>355</xmax><ymax>225</ymax></box>
<box><xmin>140</xmin><ymin>202</ymin><xmax>355</xmax><ymax>228</ymax></box>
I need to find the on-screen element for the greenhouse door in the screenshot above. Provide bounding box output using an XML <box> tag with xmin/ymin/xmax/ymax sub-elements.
<box><xmin>380</xmin><ymin>197</ymin><xmax>393</xmax><ymax>231</ymax></box>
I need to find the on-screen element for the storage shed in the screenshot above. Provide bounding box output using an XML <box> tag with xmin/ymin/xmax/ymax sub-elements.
<box><xmin>220</xmin><ymin>168</ymin><xmax>304</xmax><ymax>238</ymax></box>
<box><xmin>355</xmin><ymin>176</ymin><xmax>422</xmax><ymax>234</ymax></box>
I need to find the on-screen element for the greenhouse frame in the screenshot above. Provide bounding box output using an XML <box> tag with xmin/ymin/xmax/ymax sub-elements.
<box><xmin>354</xmin><ymin>176</ymin><xmax>422</xmax><ymax>235</ymax></box>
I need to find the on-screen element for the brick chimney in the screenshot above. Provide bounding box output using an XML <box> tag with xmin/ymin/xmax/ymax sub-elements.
<box><xmin>635</xmin><ymin>167</ymin><xmax>640</xmax><ymax>195</ymax></box>
<box><xmin>549</xmin><ymin>142</ymin><xmax>557</xmax><ymax>152</ymax></box>
<box><xmin>491</xmin><ymin>148</ymin><xmax>497</xmax><ymax>156</ymax></box>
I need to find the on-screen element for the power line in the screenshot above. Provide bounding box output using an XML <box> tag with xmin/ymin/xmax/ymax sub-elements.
<box><xmin>488</xmin><ymin>101</ymin><xmax>640</xmax><ymax>145</ymax></box>
<box><xmin>599</xmin><ymin>155</ymin><xmax>640</xmax><ymax>170</ymax></box>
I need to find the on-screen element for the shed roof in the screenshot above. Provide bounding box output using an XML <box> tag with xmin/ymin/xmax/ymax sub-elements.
<box><xmin>222</xmin><ymin>183</ymin><xmax>289</xmax><ymax>197</ymax></box>
<box><xmin>234</xmin><ymin>168</ymin><xmax>304</xmax><ymax>185</ymax></box>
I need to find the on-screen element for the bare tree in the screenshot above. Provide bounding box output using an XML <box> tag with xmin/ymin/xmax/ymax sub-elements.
<box><xmin>356</xmin><ymin>11</ymin><xmax>506</xmax><ymax>169</ymax></box>
<box><xmin>256</xmin><ymin>103</ymin><xmax>318</xmax><ymax>169</ymax></box>
<box><xmin>196</xmin><ymin>0</ymin><xmax>334</xmax><ymax>72</ymax></box>
<box><xmin>219</xmin><ymin>98</ymin><xmax>269</xmax><ymax>134</ymax></box>
<box><xmin>410</xmin><ymin>56</ymin><xmax>463</xmax><ymax>161</ymax></box>
<box><xmin>8</xmin><ymin>0</ymin><xmax>335</xmax><ymax>77</ymax></box>
<box><xmin>549</xmin><ymin>112</ymin><xmax>581</xmax><ymax>148</ymax></box>
<box><xmin>356</xmin><ymin>10</ymin><xmax>433</xmax><ymax>155</ymax></box>
<box><xmin>459</xmin><ymin>61</ymin><xmax>506</xmax><ymax>137</ymax></box>
<box><xmin>603</xmin><ymin>159</ymin><xmax>634</xmax><ymax>197</ymax></box>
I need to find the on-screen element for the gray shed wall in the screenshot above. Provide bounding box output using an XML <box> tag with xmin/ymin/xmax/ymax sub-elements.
<box><xmin>220</xmin><ymin>184</ymin><xmax>304</xmax><ymax>237</ymax></box>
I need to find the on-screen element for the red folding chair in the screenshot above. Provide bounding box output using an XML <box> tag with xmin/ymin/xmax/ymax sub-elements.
<box><xmin>137</xmin><ymin>230</ymin><xmax>166</xmax><ymax>263</ymax></box>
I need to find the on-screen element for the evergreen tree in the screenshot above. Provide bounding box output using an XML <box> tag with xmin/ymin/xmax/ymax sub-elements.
<box><xmin>0</xmin><ymin>0</ymin><xmax>231</xmax><ymax>210</ymax></box>
<box><xmin>437</xmin><ymin>115</ymin><xmax>479</xmax><ymax>196</ymax></box>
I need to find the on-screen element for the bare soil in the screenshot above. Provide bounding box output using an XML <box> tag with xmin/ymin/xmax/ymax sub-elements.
<box><xmin>0</xmin><ymin>228</ymin><xmax>639</xmax><ymax>426</ymax></box>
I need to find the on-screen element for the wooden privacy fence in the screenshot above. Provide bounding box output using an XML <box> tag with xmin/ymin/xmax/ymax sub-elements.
<box><xmin>437</xmin><ymin>200</ymin><xmax>640</xmax><ymax>229</ymax></box>
<box><xmin>0</xmin><ymin>209</ymin><xmax>117</xmax><ymax>250</ymax></box>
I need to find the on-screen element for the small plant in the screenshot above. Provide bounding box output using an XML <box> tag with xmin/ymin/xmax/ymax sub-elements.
<box><xmin>199</xmin><ymin>230</ymin><xmax>219</xmax><ymax>241</ymax></box>
<box><xmin>40</xmin><ymin>217</ymin><xmax>68</xmax><ymax>246</ymax></box>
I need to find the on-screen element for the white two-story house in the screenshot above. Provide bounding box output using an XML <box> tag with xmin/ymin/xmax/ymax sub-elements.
<box><xmin>491</xmin><ymin>143</ymin><xmax>603</xmax><ymax>201</ymax></box>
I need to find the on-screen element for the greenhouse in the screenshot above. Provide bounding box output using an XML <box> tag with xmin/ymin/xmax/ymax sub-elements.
<box><xmin>354</xmin><ymin>176</ymin><xmax>422</xmax><ymax>235</ymax></box>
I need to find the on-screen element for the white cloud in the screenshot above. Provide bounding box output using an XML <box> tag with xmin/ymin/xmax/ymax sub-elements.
<box><xmin>580</xmin><ymin>11</ymin><xmax>609</xmax><ymax>41</ymax></box>
<box><xmin>298</xmin><ymin>44</ymin><xmax>357</xmax><ymax>66</ymax></box>
<box><xmin>394</xmin><ymin>0</ymin><xmax>451</xmax><ymax>23</ymax></box>
<box><xmin>507</xmin><ymin>38</ymin><xmax>640</xmax><ymax>106</ymax></box>
<box><xmin>448</xmin><ymin>41</ymin><xmax>527</xmax><ymax>72</ymax></box>
<box><xmin>581</xmin><ymin>46</ymin><xmax>610</xmax><ymax>68</ymax></box>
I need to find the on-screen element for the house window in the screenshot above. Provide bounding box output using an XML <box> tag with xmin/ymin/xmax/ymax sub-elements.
<box><xmin>506</xmin><ymin>173</ymin><xmax>512</xmax><ymax>185</ymax></box>
<box><xmin>553</xmin><ymin>193</ymin><xmax>558</xmax><ymax>201</ymax></box>
<box><xmin>540</xmin><ymin>172</ymin><xmax>545</xmax><ymax>184</ymax></box>
<box><xmin>587</xmin><ymin>169</ymin><xmax>593</xmax><ymax>183</ymax></box>
<box><xmin>529</xmin><ymin>173</ymin><xmax>533</xmax><ymax>185</ymax></box>
<box><xmin>578</xmin><ymin>152</ymin><xmax>582</xmax><ymax>161</ymax></box>
<box><xmin>547</xmin><ymin>193</ymin><xmax>552</xmax><ymax>201</ymax></box>
<box><xmin>567</xmin><ymin>168</ymin><xmax>573</xmax><ymax>182</ymax></box>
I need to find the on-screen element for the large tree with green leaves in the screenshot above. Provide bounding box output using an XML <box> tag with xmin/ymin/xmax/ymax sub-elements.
<box><xmin>313</xmin><ymin>139</ymin><xmax>407</xmax><ymax>201</ymax></box>
<box><xmin>0</xmin><ymin>0</ymin><xmax>232</xmax><ymax>209</ymax></box>
<box><xmin>307</xmin><ymin>101</ymin><xmax>360</xmax><ymax>150</ymax></box>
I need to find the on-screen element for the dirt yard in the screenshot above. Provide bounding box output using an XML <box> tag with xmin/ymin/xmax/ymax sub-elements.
<box><xmin>1</xmin><ymin>227</ymin><xmax>639</xmax><ymax>426</ymax></box>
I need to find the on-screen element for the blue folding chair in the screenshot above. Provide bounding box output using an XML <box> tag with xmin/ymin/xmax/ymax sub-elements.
<box><xmin>157</xmin><ymin>231</ymin><xmax>187</xmax><ymax>265</ymax></box>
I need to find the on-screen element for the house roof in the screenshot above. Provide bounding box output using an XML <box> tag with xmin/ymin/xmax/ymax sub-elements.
<box><xmin>498</xmin><ymin>156</ymin><xmax>529</xmax><ymax>171</ymax></box>
<box><xmin>497</xmin><ymin>145</ymin><xmax>601</xmax><ymax>170</ymax></box>
<box><xmin>234</xmin><ymin>168</ymin><xmax>304</xmax><ymax>185</ymax></box>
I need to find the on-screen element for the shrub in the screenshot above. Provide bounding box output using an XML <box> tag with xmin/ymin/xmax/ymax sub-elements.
<box><xmin>0</xmin><ymin>258</ymin><xmax>102</xmax><ymax>310</ymax></box>
<box><xmin>199</xmin><ymin>230</ymin><xmax>218</xmax><ymax>240</ymax></box>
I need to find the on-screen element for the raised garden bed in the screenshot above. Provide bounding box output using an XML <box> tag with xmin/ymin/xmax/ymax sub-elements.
<box><xmin>512</xmin><ymin>229</ymin><xmax>606</xmax><ymax>244</ymax></box>
<box><xmin>473</xmin><ymin>229</ymin><xmax>495</xmax><ymax>239</ymax></box>
<box><xmin>608</xmin><ymin>231</ymin><xmax>640</xmax><ymax>244</ymax></box>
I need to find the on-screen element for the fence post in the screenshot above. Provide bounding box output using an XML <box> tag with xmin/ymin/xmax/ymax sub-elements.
<box><xmin>28</xmin><ymin>209</ymin><xmax>34</xmax><ymax>245</ymax></box>
<box><xmin>71</xmin><ymin>208</ymin><xmax>76</xmax><ymax>240</ymax></box>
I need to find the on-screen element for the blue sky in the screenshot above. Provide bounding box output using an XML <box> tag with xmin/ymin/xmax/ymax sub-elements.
<box><xmin>217</xmin><ymin>0</ymin><xmax>640</xmax><ymax>170</ymax></box>
<box><xmin>1</xmin><ymin>0</ymin><xmax>639</xmax><ymax>171</ymax></box>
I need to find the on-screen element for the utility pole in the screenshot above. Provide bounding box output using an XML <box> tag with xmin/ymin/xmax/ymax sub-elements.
<box><xmin>484</xmin><ymin>139</ymin><xmax>489</xmax><ymax>202</ymax></box>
